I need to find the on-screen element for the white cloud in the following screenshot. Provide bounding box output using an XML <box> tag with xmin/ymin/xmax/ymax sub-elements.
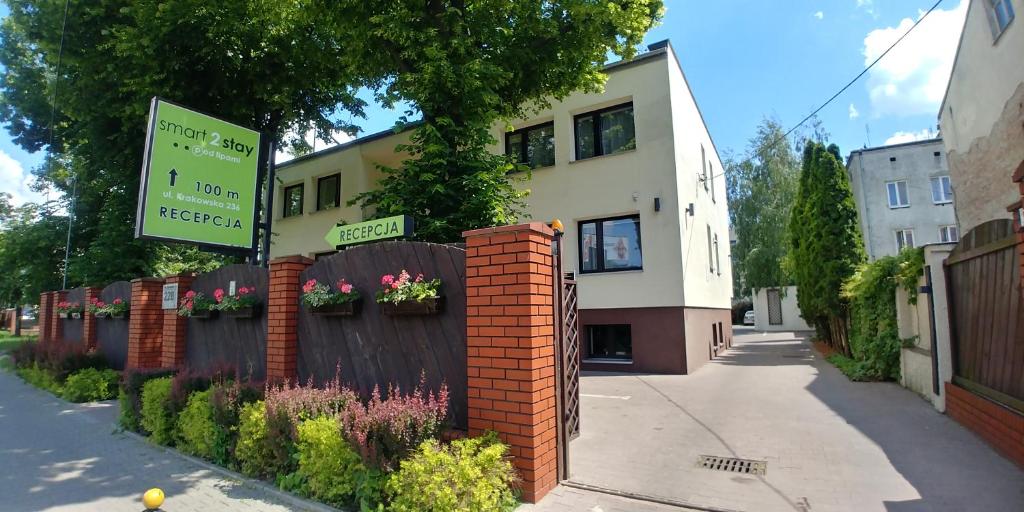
<box><xmin>849</xmin><ymin>103</ymin><xmax>860</xmax><ymax>119</ymax></box>
<box><xmin>857</xmin><ymin>0</ymin><xmax>876</xmax><ymax>17</ymax></box>
<box><xmin>884</xmin><ymin>128</ymin><xmax>938</xmax><ymax>145</ymax></box>
<box><xmin>275</xmin><ymin>128</ymin><xmax>356</xmax><ymax>163</ymax></box>
<box><xmin>862</xmin><ymin>0</ymin><xmax>967</xmax><ymax>118</ymax></box>
<box><xmin>0</xmin><ymin>149</ymin><xmax>46</xmax><ymax>207</ymax></box>
<box><xmin>814</xmin><ymin>11</ymin><xmax>824</xmax><ymax>20</ymax></box>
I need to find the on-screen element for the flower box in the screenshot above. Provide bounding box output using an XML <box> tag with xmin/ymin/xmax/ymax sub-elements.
<box><xmin>381</xmin><ymin>297</ymin><xmax>444</xmax><ymax>316</ymax></box>
<box><xmin>58</xmin><ymin>312</ymin><xmax>69</xmax><ymax>319</ymax></box>
<box><xmin>189</xmin><ymin>309</ymin><xmax>219</xmax><ymax>320</ymax></box>
<box><xmin>111</xmin><ymin>311</ymin><xmax>129</xmax><ymax>320</ymax></box>
<box><xmin>224</xmin><ymin>304</ymin><xmax>262</xmax><ymax>319</ymax></box>
<box><xmin>94</xmin><ymin>312</ymin><xmax>111</xmax><ymax>319</ymax></box>
<box><xmin>311</xmin><ymin>300</ymin><xmax>362</xmax><ymax>317</ymax></box>
<box><xmin>71</xmin><ymin>312</ymin><xmax>82</xmax><ymax>319</ymax></box>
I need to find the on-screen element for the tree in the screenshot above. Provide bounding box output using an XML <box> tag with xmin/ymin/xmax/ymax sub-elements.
<box><xmin>725</xmin><ymin>118</ymin><xmax>800</xmax><ymax>298</ymax></box>
<box><xmin>788</xmin><ymin>141</ymin><xmax>865</xmax><ymax>353</ymax></box>
<box><xmin>326</xmin><ymin>0</ymin><xmax>665</xmax><ymax>242</ymax></box>
<box><xmin>0</xmin><ymin>204</ymin><xmax>67</xmax><ymax>307</ymax></box>
<box><xmin>0</xmin><ymin>0</ymin><xmax>366</xmax><ymax>283</ymax></box>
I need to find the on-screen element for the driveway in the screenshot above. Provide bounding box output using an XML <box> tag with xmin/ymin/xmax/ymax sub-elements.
<box><xmin>566</xmin><ymin>327</ymin><xmax>1024</xmax><ymax>512</ymax></box>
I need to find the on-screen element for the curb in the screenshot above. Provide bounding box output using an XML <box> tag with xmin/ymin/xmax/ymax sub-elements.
<box><xmin>118</xmin><ymin>430</ymin><xmax>347</xmax><ymax>512</ymax></box>
<box><xmin>563</xmin><ymin>480</ymin><xmax>744</xmax><ymax>512</ymax></box>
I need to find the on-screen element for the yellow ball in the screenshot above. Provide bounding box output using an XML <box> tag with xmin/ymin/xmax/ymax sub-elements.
<box><xmin>142</xmin><ymin>488</ymin><xmax>165</xmax><ymax>510</ymax></box>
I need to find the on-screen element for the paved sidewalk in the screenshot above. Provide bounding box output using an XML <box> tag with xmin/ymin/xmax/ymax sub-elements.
<box><xmin>565</xmin><ymin>328</ymin><xmax>1024</xmax><ymax>512</ymax></box>
<box><xmin>0</xmin><ymin>369</ymin><xmax>320</xmax><ymax>512</ymax></box>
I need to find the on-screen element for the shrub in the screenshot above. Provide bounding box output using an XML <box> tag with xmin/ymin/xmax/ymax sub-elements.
<box><xmin>343</xmin><ymin>380</ymin><xmax>449</xmax><ymax>471</ymax></box>
<box><xmin>236</xmin><ymin>400</ymin><xmax>274</xmax><ymax>478</ymax></box>
<box><xmin>175</xmin><ymin>389</ymin><xmax>226</xmax><ymax>460</ymax></box>
<box><xmin>386</xmin><ymin>433</ymin><xmax>519</xmax><ymax>512</ymax></box>
<box><xmin>39</xmin><ymin>343</ymin><xmax>108</xmax><ymax>382</ymax></box>
<box><xmin>120</xmin><ymin>368</ymin><xmax>175</xmax><ymax>432</ymax></box>
<box><xmin>61</xmin><ymin>368</ymin><xmax>119</xmax><ymax>402</ymax></box>
<box><xmin>16</xmin><ymin>363</ymin><xmax>62</xmax><ymax>394</ymax></box>
<box><xmin>293</xmin><ymin>416</ymin><xmax>364</xmax><ymax>507</ymax></box>
<box><xmin>140</xmin><ymin>377</ymin><xmax>175</xmax><ymax>445</ymax></box>
<box><xmin>208</xmin><ymin>380</ymin><xmax>264</xmax><ymax>465</ymax></box>
<box><xmin>264</xmin><ymin>374</ymin><xmax>358</xmax><ymax>475</ymax></box>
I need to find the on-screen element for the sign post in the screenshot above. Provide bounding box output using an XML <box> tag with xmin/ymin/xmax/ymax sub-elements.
<box><xmin>135</xmin><ymin>98</ymin><xmax>263</xmax><ymax>254</ymax></box>
<box><xmin>325</xmin><ymin>215</ymin><xmax>415</xmax><ymax>249</ymax></box>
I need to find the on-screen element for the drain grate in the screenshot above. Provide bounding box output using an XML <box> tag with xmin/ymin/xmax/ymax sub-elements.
<box><xmin>697</xmin><ymin>455</ymin><xmax>767</xmax><ymax>476</ymax></box>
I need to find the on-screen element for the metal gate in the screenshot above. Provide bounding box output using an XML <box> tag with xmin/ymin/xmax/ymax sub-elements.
<box><xmin>945</xmin><ymin>219</ymin><xmax>1024</xmax><ymax>410</ymax></box>
<box><xmin>552</xmin><ymin>232</ymin><xmax>580</xmax><ymax>481</ymax></box>
<box><xmin>767</xmin><ymin>288</ymin><xmax>783</xmax><ymax>325</ymax></box>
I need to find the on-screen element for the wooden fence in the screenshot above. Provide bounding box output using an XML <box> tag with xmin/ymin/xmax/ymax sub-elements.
<box><xmin>297</xmin><ymin>241</ymin><xmax>468</xmax><ymax>428</ymax></box>
<box><xmin>60</xmin><ymin>287</ymin><xmax>85</xmax><ymax>347</ymax></box>
<box><xmin>96</xmin><ymin>281</ymin><xmax>131</xmax><ymax>370</ymax></box>
<box><xmin>946</xmin><ymin>219</ymin><xmax>1024</xmax><ymax>409</ymax></box>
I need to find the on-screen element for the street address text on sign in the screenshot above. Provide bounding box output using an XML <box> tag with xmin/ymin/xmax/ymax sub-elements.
<box><xmin>135</xmin><ymin>98</ymin><xmax>262</xmax><ymax>250</ymax></box>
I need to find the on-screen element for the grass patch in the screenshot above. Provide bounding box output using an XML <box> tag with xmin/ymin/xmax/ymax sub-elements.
<box><xmin>0</xmin><ymin>330</ymin><xmax>36</xmax><ymax>354</ymax></box>
<box><xmin>826</xmin><ymin>353</ymin><xmax>881</xmax><ymax>382</ymax></box>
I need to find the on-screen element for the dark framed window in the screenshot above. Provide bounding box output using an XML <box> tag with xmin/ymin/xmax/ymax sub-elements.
<box><xmin>574</xmin><ymin>102</ymin><xmax>635</xmax><ymax>160</ymax></box>
<box><xmin>587</xmin><ymin>324</ymin><xmax>632</xmax><ymax>360</ymax></box>
<box><xmin>578</xmin><ymin>215</ymin><xmax>642</xmax><ymax>273</ymax></box>
<box><xmin>313</xmin><ymin>250</ymin><xmax>338</xmax><ymax>261</ymax></box>
<box><xmin>283</xmin><ymin>183</ymin><xmax>303</xmax><ymax>218</ymax></box>
<box><xmin>317</xmin><ymin>174</ymin><xmax>341</xmax><ymax>211</ymax></box>
<box><xmin>506</xmin><ymin>122</ymin><xmax>555</xmax><ymax>169</ymax></box>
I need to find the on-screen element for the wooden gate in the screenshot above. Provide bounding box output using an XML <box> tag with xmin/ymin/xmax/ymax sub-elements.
<box><xmin>552</xmin><ymin>234</ymin><xmax>580</xmax><ymax>481</ymax></box>
<box><xmin>945</xmin><ymin>219</ymin><xmax>1024</xmax><ymax>410</ymax></box>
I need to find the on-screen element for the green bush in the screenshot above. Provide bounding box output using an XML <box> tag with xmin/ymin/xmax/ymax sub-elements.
<box><xmin>120</xmin><ymin>368</ymin><xmax>175</xmax><ymax>431</ymax></box>
<box><xmin>16</xmin><ymin>363</ymin><xmax>62</xmax><ymax>394</ymax></box>
<box><xmin>140</xmin><ymin>377</ymin><xmax>175</xmax><ymax>445</ymax></box>
<box><xmin>60</xmin><ymin>368</ymin><xmax>119</xmax><ymax>402</ymax></box>
<box><xmin>175</xmin><ymin>389</ymin><xmax>228</xmax><ymax>460</ymax></box>
<box><xmin>387</xmin><ymin>433</ymin><xmax>518</xmax><ymax>512</ymax></box>
<box><xmin>236</xmin><ymin>400</ymin><xmax>274</xmax><ymax>478</ymax></box>
<box><xmin>293</xmin><ymin>415</ymin><xmax>365</xmax><ymax>507</ymax></box>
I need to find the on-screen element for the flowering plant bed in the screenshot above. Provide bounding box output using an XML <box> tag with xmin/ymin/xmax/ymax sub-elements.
<box><xmin>56</xmin><ymin>301</ymin><xmax>83</xmax><ymax>319</ymax></box>
<box><xmin>213</xmin><ymin>287</ymin><xmax>262</xmax><ymax>318</ymax></box>
<box><xmin>302</xmin><ymin>278</ymin><xmax>361</xmax><ymax>316</ymax></box>
<box><xmin>178</xmin><ymin>291</ymin><xmax>218</xmax><ymax>319</ymax></box>
<box><xmin>376</xmin><ymin>270</ymin><xmax>442</xmax><ymax>315</ymax></box>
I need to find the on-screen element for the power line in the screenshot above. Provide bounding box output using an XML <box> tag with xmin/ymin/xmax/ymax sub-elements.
<box><xmin>50</xmin><ymin>0</ymin><xmax>72</xmax><ymax>289</ymax></box>
<box><xmin>708</xmin><ymin>0</ymin><xmax>944</xmax><ymax>182</ymax></box>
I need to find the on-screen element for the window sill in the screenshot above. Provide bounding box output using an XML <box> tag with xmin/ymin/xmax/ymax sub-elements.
<box><xmin>584</xmin><ymin>358</ymin><xmax>633</xmax><ymax>364</ymax></box>
<box><xmin>311</xmin><ymin>206</ymin><xmax>341</xmax><ymax>215</ymax></box>
<box><xmin>932</xmin><ymin>201</ymin><xmax>953</xmax><ymax>206</ymax></box>
<box><xmin>579</xmin><ymin>269</ymin><xmax>643</xmax><ymax>276</ymax></box>
<box><xmin>888</xmin><ymin>205</ymin><xmax>911</xmax><ymax>209</ymax></box>
<box><xmin>570</xmin><ymin>148</ymin><xmax>637</xmax><ymax>164</ymax></box>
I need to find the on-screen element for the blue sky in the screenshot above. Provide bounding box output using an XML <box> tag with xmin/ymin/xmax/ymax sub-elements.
<box><xmin>1</xmin><ymin>0</ymin><xmax>968</xmax><ymax>206</ymax></box>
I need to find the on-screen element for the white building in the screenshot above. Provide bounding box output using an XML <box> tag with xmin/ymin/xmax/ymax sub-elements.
<box><xmin>269</xmin><ymin>40</ymin><xmax>734</xmax><ymax>374</ymax></box>
<box><xmin>847</xmin><ymin>139</ymin><xmax>959</xmax><ymax>260</ymax></box>
<box><xmin>752</xmin><ymin>286</ymin><xmax>811</xmax><ymax>332</ymax></box>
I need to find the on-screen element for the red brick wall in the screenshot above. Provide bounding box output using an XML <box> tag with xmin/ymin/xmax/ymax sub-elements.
<box><xmin>945</xmin><ymin>382</ymin><xmax>1024</xmax><ymax>468</ymax></box>
<box><xmin>266</xmin><ymin>256</ymin><xmax>312</xmax><ymax>382</ymax></box>
<box><xmin>51</xmin><ymin>290</ymin><xmax>67</xmax><ymax>343</ymax></box>
<box><xmin>127</xmin><ymin>278</ymin><xmax>165</xmax><ymax>369</ymax></box>
<box><xmin>463</xmin><ymin>223</ymin><xmax>558</xmax><ymax>503</ymax></box>
<box><xmin>82</xmin><ymin>287</ymin><xmax>101</xmax><ymax>350</ymax></box>
<box><xmin>161</xmin><ymin>274</ymin><xmax>194</xmax><ymax>368</ymax></box>
<box><xmin>38</xmin><ymin>292</ymin><xmax>53</xmax><ymax>343</ymax></box>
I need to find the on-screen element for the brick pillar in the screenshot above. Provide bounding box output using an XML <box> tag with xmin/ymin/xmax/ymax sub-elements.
<box><xmin>127</xmin><ymin>278</ymin><xmax>165</xmax><ymax>370</ymax></box>
<box><xmin>82</xmin><ymin>287</ymin><xmax>102</xmax><ymax>350</ymax></box>
<box><xmin>267</xmin><ymin>256</ymin><xmax>312</xmax><ymax>382</ymax></box>
<box><xmin>38</xmin><ymin>292</ymin><xmax>54</xmax><ymax>343</ymax></box>
<box><xmin>161</xmin><ymin>274</ymin><xmax>194</xmax><ymax>368</ymax></box>
<box><xmin>50</xmin><ymin>290</ymin><xmax>67</xmax><ymax>343</ymax></box>
<box><xmin>463</xmin><ymin>223</ymin><xmax>557</xmax><ymax>503</ymax></box>
<box><xmin>1010</xmin><ymin>161</ymin><xmax>1024</xmax><ymax>290</ymax></box>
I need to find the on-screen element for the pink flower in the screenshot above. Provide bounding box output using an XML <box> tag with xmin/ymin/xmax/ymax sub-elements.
<box><xmin>113</xmin><ymin>298</ymin><xmax>123</xmax><ymax>305</ymax></box>
<box><xmin>214</xmin><ymin>288</ymin><xmax>225</xmax><ymax>303</ymax></box>
<box><xmin>185</xmin><ymin>290</ymin><xmax>196</xmax><ymax>299</ymax></box>
<box><xmin>415</xmin><ymin>273</ymin><xmax>424</xmax><ymax>283</ymax></box>
<box><xmin>238</xmin><ymin>287</ymin><xmax>250</xmax><ymax>295</ymax></box>
<box><xmin>95</xmin><ymin>301</ymin><xmax>105</xmax><ymax>308</ymax></box>
<box><xmin>341</xmin><ymin>283</ymin><xmax>353</xmax><ymax>294</ymax></box>
<box><xmin>381</xmin><ymin>274</ymin><xmax>395</xmax><ymax>286</ymax></box>
<box><xmin>398</xmin><ymin>270</ymin><xmax>411</xmax><ymax>284</ymax></box>
<box><xmin>303</xmin><ymin>279</ymin><xmax>318</xmax><ymax>294</ymax></box>
<box><xmin>391</xmin><ymin>282</ymin><xmax>400</xmax><ymax>290</ymax></box>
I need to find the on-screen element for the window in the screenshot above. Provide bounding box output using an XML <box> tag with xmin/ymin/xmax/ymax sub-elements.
<box><xmin>313</xmin><ymin>250</ymin><xmax>338</xmax><ymax>260</ymax></box>
<box><xmin>701</xmin><ymin>145</ymin><xmax>708</xmax><ymax>190</ymax></box>
<box><xmin>587</xmin><ymin>324</ymin><xmax>632</xmax><ymax>360</ymax></box>
<box><xmin>283</xmin><ymin>183</ymin><xmax>303</xmax><ymax>218</ymax></box>
<box><xmin>709</xmin><ymin>163</ymin><xmax>716</xmax><ymax>202</ymax></box>
<box><xmin>578</xmin><ymin>215</ymin><xmax>642</xmax><ymax>273</ymax></box>
<box><xmin>930</xmin><ymin>176</ymin><xmax>953</xmax><ymax>204</ymax></box>
<box><xmin>317</xmin><ymin>174</ymin><xmax>340</xmax><ymax>211</ymax></box>
<box><xmin>886</xmin><ymin>180</ymin><xmax>910</xmax><ymax>208</ymax></box>
<box><xmin>574</xmin><ymin>102</ymin><xmax>635</xmax><ymax>160</ymax></box>
<box><xmin>506</xmin><ymin>122</ymin><xmax>555</xmax><ymax>169</ymax></box>
<box><xmin>707</xmin><ymin>225</ymin><xmax>714</xmax><ymax>273</ymax></box>
<box><xmin>895</xmin><ymin>229</ymin><xmax>915</xmax><ymax>251</ymax></box>
<box><xmin>940</xmin><ymin>225</ymin><xmax>959</xmax><ymax>243</ymax></box>
<box><xmin>987</xmin><ymin>0</ymin><xmax>1015</xmax><ymax>38</ymax></box>
<box><xmin>713</xmin><ymin>233</ymin><xmax>721</xmax><ymax>276</ymax></box>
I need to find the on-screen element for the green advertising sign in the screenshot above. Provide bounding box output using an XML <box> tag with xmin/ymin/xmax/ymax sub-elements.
<box><xmin>135</xmin><ymin>98</ymin><xmax>262</xmax><ymax>250</ymax></box>
<box><xmin>325</xmin><ymin>215</ymin><xmax>414</xmax><ymax>247</ymax></box>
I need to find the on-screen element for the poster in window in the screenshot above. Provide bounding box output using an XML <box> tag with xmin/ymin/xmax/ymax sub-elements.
<box><xmin>582</xmin><ymin>232</ymin><xmax>597</xmax><ymax>269</ymax></box>
<box><xmin>604</xmin><ymin>236</ymin><xmax>631</xmax><ymax>268</ymax></box>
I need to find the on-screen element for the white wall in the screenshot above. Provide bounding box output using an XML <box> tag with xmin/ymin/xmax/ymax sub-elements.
<box><xmin>939</xmin><ymin>0</ymin><xmax>1024</xmax><ymax>232</ymax></box>
<box><xmin>752</xmin><ymin>286</ymin><xmax>810</xmax><ymax>332</ymax></box>
<box><xmin>847</xmin><ymin>139</ymin><xmax>957</xmax><ymax>260</ymax></box>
